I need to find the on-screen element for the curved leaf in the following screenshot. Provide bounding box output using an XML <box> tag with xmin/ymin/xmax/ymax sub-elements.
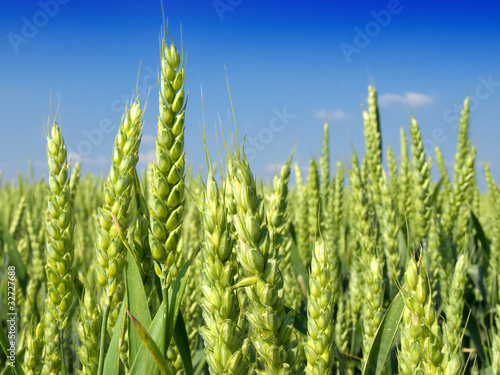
<box><xmin>126</xmin><ymin>308</ymin><xmax>173</xmax><ymax>375</ymax></box>
<box><xmin>362</xmin><ymin>292</ymin><xmax>404</xmax><ymax>375</ymax></box>
<box><xmin>284</xmin><ymin>306</ymin><xmax>307</xmax><ymax>335</ymax></box>
<box><xmin>470</xmin><ymin>210</ymin><xmax>491</xmax><ymax>256</ymax></box>
<box><xmin>129</xmin><ymin>244</ymin><xmax>199</xmax><ymax>375</ymax></box>
<box><xmin>289</xmin><ymin>234</ymin><xmax>309</xmax><ymax>296</ymax></box>
<box><xmin>126</xmin><ymin>248</ymin><xmax>152</xmax><ymax>363</ymax></box>
<box><xmin>174</xmin><ymin>312</ymin><xmax>193</xmax><ymax>375</ymax></box>
<box><xmin>103</xmin><ymin>297</ymin><xmax>127</xmax><ymax>375</ymax></box>
<box><xmin>166</xmin><ymin>244</ymin><xmax>200</xmax><ymax>348</ymax></box>
<box><xmin>129</xmin><ymin>300</ymin><xmax>166</xmax><ymax>375</ymax></box>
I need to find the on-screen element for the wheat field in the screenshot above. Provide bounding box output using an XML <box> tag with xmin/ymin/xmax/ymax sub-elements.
<box><xmin>0</xmin><ymin>23</ymin><xmax>499</xmax><ymax>375</ymax></box>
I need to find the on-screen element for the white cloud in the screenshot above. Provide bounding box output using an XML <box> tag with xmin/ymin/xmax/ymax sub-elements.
<box><xmin>265</xmin><ymin>163</ymin><xmax>285</xmax><ymax>173</ymax></box>
<box><xmin>67</xmin><ymin>152</ymin><xmax>82</xmax><ymax>162</ymax></box>
<box><xmin>313</xmin><ymin>109</ymin><xmax>354</xmax><ymax>121</ymax></box>
<box><xmin>138</xmin><ymin>149</ymin><xmax>156</xmax><ymax>164</ymax></box>
<box><xmin>142</xmin><ymin>134</ymin><xmax>156</xmax><ymax>144</ymax></box>
<box><xmin>378</xmin><ymin>92</ymin><xmax>433</xmax><ymax>107</ymax></box>
<box><xmin>67</xmin><ymin>152</ymin><xmax>108</xmax><ymax>166</ymax></box>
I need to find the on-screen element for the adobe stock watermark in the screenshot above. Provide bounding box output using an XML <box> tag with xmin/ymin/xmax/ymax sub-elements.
<box><xmin>245</xmin><ymin>106</ymin><xmax>296</xmax><ymax>161</ymax></box>
<box><xmin>7</xmin><ymin>0</ymin><xmax>71</xmax><ymax>54</ymax></box>
<box><xmin>67</xmin><ymin>65</ymin><xmax>158</xmax><ymax>159</ymax></box>
<box><xmin>339</xmin><ymin>0</ymin><xmax>407</xmax><ymax>63</ymax></box>
<box><xmin>6</xmin><ymin>266</ymin><xmax>17</xmax><ymax>368</ymax></box>
<box><xmin>422</xmin><ymin>74</ymin><xmax>500</xmax><ymax>155</ymax></box>
<box><xmin>213</xmin><ymin>0</ymin><xmax>242</xmax><ymax>21</ymax></box>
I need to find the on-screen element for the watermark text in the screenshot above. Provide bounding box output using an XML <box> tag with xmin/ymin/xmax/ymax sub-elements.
<box><xmin>6</xmin><ymin>266</ymin><xmax>17</xmax><ymax>367</ymax></box>
<box><xmin>7</xmin><ymin>0</ymin><xmax>71</xmax><ymax>54</ymax></box>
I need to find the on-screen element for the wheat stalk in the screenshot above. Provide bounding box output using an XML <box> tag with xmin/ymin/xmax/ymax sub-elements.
<box><xmin>229</xmin><ymin>153</ymin><xmax>299</xmax><ymax>373</ymax></box>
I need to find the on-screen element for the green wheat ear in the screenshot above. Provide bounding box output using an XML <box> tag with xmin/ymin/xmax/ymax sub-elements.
<box><xmin>306</xmin><ymin>158</ymin><xmax>320</xmax><ymax>262</ymax></box>
<box><xmin>443</xmin><ymin>253</ymin><xmax>469</xmax><ymax>354</ymax></box>
<box><xmin>409</xmin><ymin>116</ymin><xmax>432</xmax><ymax>244</ymax></box>
<box><xmin>45</xmin><ymin>118</ymin><xmax>74</xmax><ymax>329</ymax></box>
<box><xmin>192</xmin><ymin>117</ymin><xmax>249</xmax><ymax>374</ymax></box>
<box><xmin>149</xmin><ymin>28</ymin><xmax>187</xmax><ymax>291</ymax></box>
<box><xmin>94</xmin><ymin>99</ymin><xmax>143</xmax><ymax>375</ymax></box>
<box><xmin>305</xmin><ymin>240</ymin><xmax>335</xmax><ymax>375</ymax></box>
<box><xmin>399</xmin><ymin>126</ymin><xmax>412</xmax><ymax>234</ymax></box>
<box><xmin>380</xmin><ymin>170</ymin><xmax>400</xmax><ymax>296</ymax></box>
<box><xmin>198</xmin><ymin>168</ymin><xmax>249</xmax><ymax>374</ymax></box>
<box><xmin>42</xmin><ymin>116</ymin><xmax>75</xmax><ymax>374</ymax></box>
<box><xmin>95</xmin><ymin>99</ymin><xmax>143</xmax><ymax>304</ymax></box>
<box><xmin>228</xmin><ymin>148</ymin><xmax>300</xmax><ymax>373</ymax></box>
<box><xmin>294</xmin><ymin>161</ymin><xmax>310</xmax><ymax>267</ymax></box>
<box><xmin>319</xmin><ymin>120</ymin><xmax>330</xmax><ymax>217</ymax></box>
<box><xmin>23</xmin><ymin>317</ymin><xmax>44</xmax><ymax>375</ymax></box>
<box><xmin>77</xmin><ymin>290</ymin><xmax>101</xmax><ymax>375</ymax></box>
<box><xmin>364</xmin><ymin>86</ymin><xmax>383</xmax><ymax>218</ymax></box>
<box><xmin>485</xmin><ymin>163</ymin><xmax>500</xmax><ymax>302</ymax></box>
<box><xmin>267</xmin><ymin>154</ymin><xmax>292</xmax><ymax>257</ymax></box>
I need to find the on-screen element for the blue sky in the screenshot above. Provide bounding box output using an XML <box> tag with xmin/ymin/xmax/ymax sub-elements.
<box><xmin>1</xmin><ymin>0</ymin><xmax>500</xmax><ymax>188</ymax></box>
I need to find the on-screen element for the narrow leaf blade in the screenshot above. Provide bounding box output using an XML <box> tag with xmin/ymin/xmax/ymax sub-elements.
<box><xmin>284</xmin><ymin>306</ymin><xmax>307</xmax><ymax>335</ymax></box>
<box><xmin>129</xmin><ymin>300</ymin><xmax>166</xmax><ymax>375</ymax></box>
<box><xmin>289</xmin><ymin>236</ymin><xmax>309</xmax><ymax>295</ymax></box>
<box><xmin>103</xmin><ymin>298</ymin><xmax>127</xmax><ymax>375</ymax></box>
<box><xmin>173</xmin><ymin>312</ymin><xmax>194</xmax><ymax>375</ymax></box>
<box><xmin>362</xmin><ymin>292</ymin><xmax>405</xmax><ymax>375</ymax></box>
<box><xmin>470</xmin><ymin>210</ymin><xmax>491</xmax><ymax>256</ymax></box>
<box><xmin>126</xmin><ymin>248</ymin><xmax>152</xmax><ymax>363</ymax></box>
<box><xmin>126</xmin><ymin>308</ymin><xmax>173</xmax><ymax>375</ymax></box>
<box><xmin>465</xmin><ymin>309</ymin><xmax>487</xmax><ymax>364</ymax></box>
<box><xmin>165</xmin><ymin>244</ymin><xmax>200</xmax><ymax>347</ymax></box>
